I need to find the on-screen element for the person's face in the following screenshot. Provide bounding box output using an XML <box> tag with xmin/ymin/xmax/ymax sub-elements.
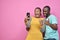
<box><xmin>34</xmin><ymin>9</ymin><xmax>41</xmax><ymax>18</ymax></box>
<box><xmin>43</xmin><ymin>8</ymin><xmax>49</xmax><ymax>17</ymax></box>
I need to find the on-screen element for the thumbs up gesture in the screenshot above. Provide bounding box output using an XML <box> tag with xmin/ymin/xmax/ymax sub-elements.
<box><xmin>45</xmin><ymin>19</ymin><xmax>50</xmax><ymax>25</ymax></box>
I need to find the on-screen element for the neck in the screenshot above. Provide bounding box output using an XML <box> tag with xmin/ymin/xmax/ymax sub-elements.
<box><xmin>46</xmin><ymin>13</ymin><xmax>50</xmax><ymax>18</ymax></box>
<box><xmin>35</xmin><ymin>16</ymin><xmax>40</xmax><ymax>18</ymax></box>
<box><xmin>35</xmin><ymin>15</ymin><xmax>41</xmax><ymax>18</ymax></box>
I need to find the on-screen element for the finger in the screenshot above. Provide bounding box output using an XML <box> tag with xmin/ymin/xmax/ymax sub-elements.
<box><xmin>48</xmin><ymin>18</ymin><xmax>49</xmax><ymax>22</ymax></box>
<box><xmin>40</xmin><ymin>20</ymin><xmax>43</xmax><ymax>24</ymax></box>
<box><xmin>40</xmin><ymin>20</ymin><xmax>42</xmax><ymax>23</ymax></box>
<box><xmin>25</xmin><ymin>18</ymin><xmax>27</xmax><ymax>22</ymax></box>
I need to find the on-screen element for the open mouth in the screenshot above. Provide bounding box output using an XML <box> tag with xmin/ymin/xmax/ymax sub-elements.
<box><xmin>35</xmin><ymin>14</ymin><xmax>39</xmax><ymax>15</ymax></box>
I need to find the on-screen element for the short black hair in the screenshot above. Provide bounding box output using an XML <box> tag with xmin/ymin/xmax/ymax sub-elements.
<box><xmin>44</xmin><ymin>6</ymin><xmax>50</xmax><ymax>11</ymax></box>
<box><xmin>35</xmin><ymin>7</ymin><xmax>41</xmax><ymax>11</ymax></box>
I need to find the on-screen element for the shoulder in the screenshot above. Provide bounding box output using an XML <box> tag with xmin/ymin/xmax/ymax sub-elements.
<box><xmin>40</xmin><ymin>18</ymin><xmax>45</xmax><ymax>20</ymax></box>
<box><xmin>49</xmin><ymin>15</ymin><xmax>58</xmax><ymax>24</ymax></box>
<box><xmin>50</xmin><ymin>15</ymin><xmax>57</xmax><ymax>18</ymax></box>
<box><xmin>49</xmin><ymin>15</ymin><xmax>57</xmax><ymax>20</ymax></box>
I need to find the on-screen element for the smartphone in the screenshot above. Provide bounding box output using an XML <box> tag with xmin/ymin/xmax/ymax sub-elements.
<box><xmin>26</xmin><ymin>12</ymin><xmax>30</xmax><ymax>17</ymax></box>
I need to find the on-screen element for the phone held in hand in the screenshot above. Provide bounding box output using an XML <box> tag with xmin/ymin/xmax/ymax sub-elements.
<box><xmin>26</xmin><ymin>12</ymin><xmax>31</xmax><ymax>31</ymax></box>
<box><xmin>26</xmin><ymin>12</ymin><xmax>30</xmax><ymax>18</ymax></box>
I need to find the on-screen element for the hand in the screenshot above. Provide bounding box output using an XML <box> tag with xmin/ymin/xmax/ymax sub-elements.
<box><xmin>24</xmin><ymin>18</ymin><xmax>27</xmax><ymax>23</ymax></box>
<box><xmin>39</xmin><ymin>20</ymin><xmax>43</xmax><ymax>26</ymax></box>
<box><xmin>45</xmin><ymin>19</ymin><xmax>50</xmax><ymax>25</ymax></box>
<box><xmin>26</xmin><ymin>16</ymin><xmax>31</xmax><ymax>20</ymax></box>
<box><xmin>24</xmin><ymin>16</ymin><xmax>31</xmax><ymax>23</ymax></box>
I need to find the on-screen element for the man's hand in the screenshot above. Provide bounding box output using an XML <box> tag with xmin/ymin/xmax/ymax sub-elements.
<box><xmin>45</xmin><ymin>19</ymin><xmax>57</xmax><ymax>30</ymax></box>
<box><xmin>45</xmin><ymin>19</ymin><xmax>50</xmax><ymax>25</ymax></box>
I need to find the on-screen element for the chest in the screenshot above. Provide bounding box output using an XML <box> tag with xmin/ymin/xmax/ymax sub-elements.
<box><xmin>31</xmin><ymin>18</ymin><xmax>40</xmax><ymax>25</ymax></box>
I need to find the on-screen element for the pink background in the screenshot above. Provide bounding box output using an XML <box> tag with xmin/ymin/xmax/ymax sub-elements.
<box><xmin>0</xmin><ymin>0</ymin><xmax>60</xmax><ymax>40</ymax></box>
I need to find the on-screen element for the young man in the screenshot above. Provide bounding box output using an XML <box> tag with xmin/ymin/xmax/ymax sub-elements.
<box><xmin>43</xmin><ymin>6</ymin><xmax>59</xmax><ymax>40</ymax></box>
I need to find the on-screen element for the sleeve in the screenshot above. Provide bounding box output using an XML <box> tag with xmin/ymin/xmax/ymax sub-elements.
<box><xmin>51</xmin><ymin>16</ymin><xmax>58</xmax><ymax>24</ymax></box>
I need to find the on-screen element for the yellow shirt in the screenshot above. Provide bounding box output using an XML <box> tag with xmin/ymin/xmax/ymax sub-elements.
<box><xmin>26</xmin><ymin>17</ymin><xmax>44</xmax><ymax>40</ymax></box>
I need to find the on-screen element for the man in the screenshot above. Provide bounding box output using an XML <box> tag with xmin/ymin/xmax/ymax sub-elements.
<box><xmin>43</xmin><ymin>6</ymin><xmax>59</xmax><ymax>40</ymax></box>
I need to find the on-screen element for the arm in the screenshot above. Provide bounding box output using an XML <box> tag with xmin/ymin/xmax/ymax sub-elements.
<box><xmin>45</xmin><ymin>16</ymin><xmax>58</xmax><ymax>30</ymax></box>
<box><xmin>49</xmin><ymin>16</ymin><xmax>58</xmax><ymax>30</ymax></box>
<box><xmin>24</xmin><ymin>18</ymin><xmax>31</xmax><ymax>31</ymax></box>
<box><xmin>40</xmin><ymin>18</ymin><xmax>46</xmax><ymax>37</ymax></box>
<box><xmin>48</xmin><ymin>24</ymin><xmax>58</xmax><ymax>30</ymax></box>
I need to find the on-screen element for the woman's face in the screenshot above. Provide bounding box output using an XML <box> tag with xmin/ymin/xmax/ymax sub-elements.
<box><xmin>34</xmin><ymin>9</ymin><xmax>41</xmax><ymax>18</ymax></box>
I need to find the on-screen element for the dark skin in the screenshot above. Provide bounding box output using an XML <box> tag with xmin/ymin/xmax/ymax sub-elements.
<box><xmin>43</xmin><ymin>8</ymin><xmax>58</xmax><ymax>30</ymax></box>
<box><xmin>42</xmin><ymin>7</ymin><xmax>58</xmax><ymax>37</ymax></box>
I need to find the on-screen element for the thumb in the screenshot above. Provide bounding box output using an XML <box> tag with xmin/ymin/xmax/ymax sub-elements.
<box><xmin>48</xmin><ymin>18</ymin><xmax>49</xmax><ymax>22</ymax></box>
<box><xmin>40</xmin><ymin>20</ymin><xmax>43</xmax><ymax>25</ymax></box>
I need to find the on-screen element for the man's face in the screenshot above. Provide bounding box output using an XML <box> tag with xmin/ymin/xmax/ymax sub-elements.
<box><xmin>43</xmin><ymin>8</ymin><xmax>49</xmax><ymax>17</ymax></box>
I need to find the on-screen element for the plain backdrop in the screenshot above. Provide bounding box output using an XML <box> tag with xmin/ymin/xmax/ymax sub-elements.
<box><xmin>0</xmin><ymin>0</ymin><xmax>60</xmax><ymax>40</ymax></box>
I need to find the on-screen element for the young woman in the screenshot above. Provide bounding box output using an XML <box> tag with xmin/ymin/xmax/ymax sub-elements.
<box><xmin>24</xmin><ymin>7</ymin><xmax>44</xmax><ymax>40</ymax></box>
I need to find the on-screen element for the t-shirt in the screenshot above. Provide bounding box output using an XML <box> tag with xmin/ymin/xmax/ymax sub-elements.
<box><xmin>44</xmin><ymin>15</ymin><xmax>59</xmax><ymax>40</ymax></box>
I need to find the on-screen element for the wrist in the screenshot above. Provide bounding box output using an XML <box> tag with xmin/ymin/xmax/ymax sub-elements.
<box><xmin>48</xmin><ymin>23</ymin><xmax>51</xmax><ymax>27</ymax></box>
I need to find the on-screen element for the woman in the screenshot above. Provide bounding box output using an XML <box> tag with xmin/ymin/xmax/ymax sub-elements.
<box><xmin>24</xmin><ymin>7</ymin><xmax>44</xmax><ymax>40</ymax></box>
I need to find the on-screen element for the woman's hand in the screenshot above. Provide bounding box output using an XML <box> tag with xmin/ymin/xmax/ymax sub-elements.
<box><xmin>24</xmin><ymin>16</ymin><xmax>31</xmax><ymax>31</ymax></box>
<box><xmin>24</xmin><ymin>17</ymin><xmax>30</xmax><ymax>23</ymax></box>
<box><xmin>39</xmin><ymin>20</ymin><xmax>43</xmax><ymax>26</ymax></box>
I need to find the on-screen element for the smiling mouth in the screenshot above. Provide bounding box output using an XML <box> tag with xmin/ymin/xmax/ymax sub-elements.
<box><xmin>35</xmin><ymin>14</ymin><xmax>39</xmax><ymax>15</ymax></box>
<box><xmin>35</xmin><ymin>14</ymin><xmax>40</xmax><ymax>16</ymax></box>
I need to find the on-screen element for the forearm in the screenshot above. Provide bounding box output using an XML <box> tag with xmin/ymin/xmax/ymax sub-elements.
<box><xmin>48</xmin><ymin>24</ymin><xmax>58</xmax><ymax>30</ymax></box>
<box><xmin>25</xmin><ymin>20</ymin><xmax>31</xmax><ymax>31</ymax></box>
<box><xmin>24</xmin><ymin>17</ymin><xmax>32</xmax><ymax>31</ymax></box>
<box><xmin>42</xmin><ymin>32</ymin><xmax>45</xmax><ymax>37</ymax></box>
